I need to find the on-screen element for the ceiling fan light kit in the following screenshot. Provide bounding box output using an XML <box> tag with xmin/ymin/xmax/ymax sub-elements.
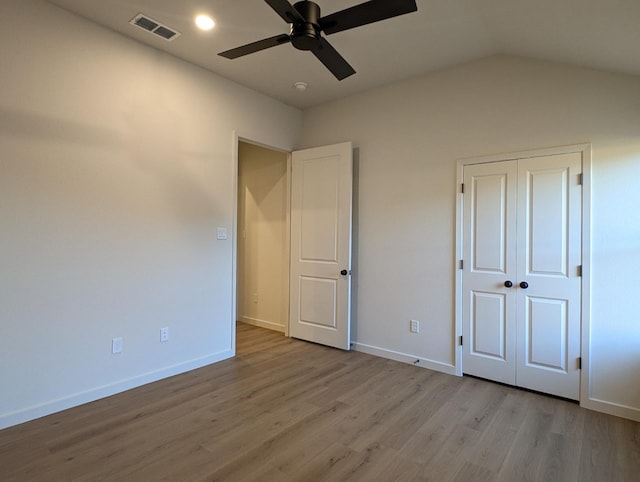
<box><xmin>218</xmin><ymin>0</ymin><xmax>418</xmax><ymax>80</ymax></box>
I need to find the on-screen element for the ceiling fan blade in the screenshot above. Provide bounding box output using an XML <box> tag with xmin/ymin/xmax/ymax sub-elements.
<box><xmin>264</xmin><ymin>0</ymin><xmax>305</xmax><ymax>24</ymax></box>
<box><xmin>218</xmin><ymin>34</ymin><xmax>291</xmax><ymax>59</ymax></box>
<box><xmin>311</xmin><ymin>37</ymin><xmax>356</xmax><ymax>81</ymax></box>
<box><xmin>319</xmin><ymin>0</ymin><xmax>417</xmax><ymax>35</ymax></box>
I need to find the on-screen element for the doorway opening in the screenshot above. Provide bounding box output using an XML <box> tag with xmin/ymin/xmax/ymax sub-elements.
<box><xmin>236</xmin><ymin>140</ymin><xmax>291</xmax><ymax>347</ymax></box>
<box><xmin>233</xmin><ymin>138</ymin><xmax>354</xmax><ymax>354</ymax></box>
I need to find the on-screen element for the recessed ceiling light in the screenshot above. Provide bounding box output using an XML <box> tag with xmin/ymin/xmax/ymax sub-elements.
<box><xmin>195</xmin><ymin>14</ymin><xmax>215</xmax><ymax>31</ymax></box>
<box><xmin>293</xmin><ymin>82</ymin><xmax>308</xmax><ymax>91</ymax></box>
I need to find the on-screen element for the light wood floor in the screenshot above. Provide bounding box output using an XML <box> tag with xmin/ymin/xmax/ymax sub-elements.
<box><xmin>1</xmin><ymin>323</ymin><xmax>639</xmax><ymax>481</ymax></box>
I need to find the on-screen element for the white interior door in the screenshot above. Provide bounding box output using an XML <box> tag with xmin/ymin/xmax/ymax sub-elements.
<box><xmin>462</xmin><ymin>161</ymin><xmax>518</xmax><ymax>385</ymax></box>
<box><xmin>462</xmin><ymin>152</ymin><xmax>582</xmax><ymax>400</ymax></box>
<box><xmin>515</xmin><ymin>153</ymin><xmax>582</xmax><ymax>399</ymax></box>
<box><xmin>289</xmin><ymin>142</ymin><xmax>352</xmax><ymax>350</ymax></box>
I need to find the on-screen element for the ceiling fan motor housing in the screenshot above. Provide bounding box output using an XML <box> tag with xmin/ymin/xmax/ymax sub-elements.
<box><xmin>290</xmin><ymin>1</ymin><xmax>321</xmax><ymax>50</ymax></box>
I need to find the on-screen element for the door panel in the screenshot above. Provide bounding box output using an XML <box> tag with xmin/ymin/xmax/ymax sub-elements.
<box><xmin>299</xmin><ymin>157</ymin><xmax>340</xmax><ymax>261</ymax></box>
<box><xmin>289</xmin><ymin>142</ymin><xmax>352</xmax><ymax>350</ymax></box>
<box><xmin>472</xmin><ymin>173</ymin><xmax>510</xmax><ymax>273</ymax></box>
<box><xmin>525</xmin><ymin>166</ymin><xmax>570</xmax><ymax>276</ymax></box>
<box><xmin>525</xmin><ymin>296</ymin><xmax>568</xmax><ymax>370</ymax></box>
<box><xmin>470</xmin><ymin>291</ymin><xmax>507</xmax><ymax>360</ymax></box>
<box><xmin>299</xmin><ymin>276</ymin><xmax>337</xmax><ymax>328</ymax></box>
<box><xmin>463</xmin><ymin>161</ymin><xmax>517</xmax><ymax>385</ymax></box>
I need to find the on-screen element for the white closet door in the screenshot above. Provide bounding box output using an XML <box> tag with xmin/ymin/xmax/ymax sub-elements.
<box><xmin>515</xmin><ymin>153</ymin><xmax>582</xmax><ymax>399</ymax></box>
<box><xmin>462</xmin><ymin>161</ymin><xmax>518</xmax><ymax>385</ymax></box>
<box><xmin>462</xmin><ymin>152</ymin><xmax>582</xmax><ymax>400</ymax></box>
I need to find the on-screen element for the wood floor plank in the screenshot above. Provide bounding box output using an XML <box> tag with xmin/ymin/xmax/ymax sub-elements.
<box><xmin>283</xmin><ymin>441</ymin><xmax>366</xmax><ymax>481</ymax></box>
<box><xmin>203</xmin><ymin>402</ymin><xmax>351</xmax><ymax>480</ymax></box>
<box><xmin>451</xmin><ymin>461</ymin><xmax>497</xmax><ymax>482</ymax></box>
<box><xmin>1</xmin><ymin>322</ymin><xmax>639</xmax><ymax>481</ymax></box>
<box><xmin>419</xmin><ymin>424</ymin><xmax>483</xmax><ymax>481</ymax></box>
<box><xmin>578</xmin><ymin>409</ymin><xmax>640</xmax><ymax>482</ymax></box>
<box><xmin>396</xmin><ymin>398</ymin><xmax>469</xmax><ymax>466</ymax></box>
<box><xmin>465</xmin><ymin>391</ymin><xmax>531</xmax><ymax>474</ymax></box>
<box><xmin>344</xmin><ymin>447</ymin><xmax>423</xmax><ymax>482</ymax></box>
<box><xmin>459</xmin><ymin>381</ymin><xmax>509</xmax><ymax>432</ymax></box>
<box><xmin>376</xmin><ymin>373</ymin><xmax>461</xmax><ymax>451</ymax></box>
<box><xmin>496</xmin><ymin>397</ymin><xmax>556</xmax><ymax>482</ymax></box>
<box><xmin>335</xmin><ymin>364</ymin><xmax>441</xmax><ymax>452</ymax></box>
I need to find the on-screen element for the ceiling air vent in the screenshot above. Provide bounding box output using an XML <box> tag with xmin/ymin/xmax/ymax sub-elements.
<box><xmin>130</xmin><ymin>14</ymin><xmax>181</xmax><ymax>41</ymax></box>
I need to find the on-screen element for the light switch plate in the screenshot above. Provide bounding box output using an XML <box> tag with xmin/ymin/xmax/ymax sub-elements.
<box><xmin>216</xmin><ymin>227</ymin><xmax>227</xmax><ymax>240</ymax></box>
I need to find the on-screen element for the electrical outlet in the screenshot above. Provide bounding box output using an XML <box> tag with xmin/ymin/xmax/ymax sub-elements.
<box><xmin>410</xmin><ymin>320</ymin><xmax>420</xmax><ymax>333</ymax></box>
<box><xmin>252</xmin><ymin>293</ymin><xmax>258</xmax><ymax>303</ymax></box>
<box><xmin>160</xmin><ymin>327</ymin><xmax>169</xmax><ymax>343</ymax></box>
<box><xmin>112</xmin><ymin>337</ymin><xmax>123</xmax><ymax>354</ymax></box>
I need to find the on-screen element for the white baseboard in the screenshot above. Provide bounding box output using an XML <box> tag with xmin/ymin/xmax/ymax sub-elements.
<box><xmin>239</xmin><ymin>316</ymin><xmax>286</xmax><ymax>333</ymax></box>
<box><xmin>352</xmin><ymin>342</ymin><xmax>458</xmax><ymax>376</ymax></box>
<box><xmin>581</xmin><ymin>397</ymin><xmax>640</xmax><ymax>422</ymax></box>
<box><xmin>0</xmin><ymin>349</ymin><xmax>234</xmax><ymax>430</ymax></box>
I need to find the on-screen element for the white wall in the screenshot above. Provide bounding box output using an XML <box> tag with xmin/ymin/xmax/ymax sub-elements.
<box><xmin>2</xmin><ymin>1</ymin><xmax>638</xmax><ymax>428</ymax></box>
<box><xmin>237</xmin><ymin>143</ymin><xmax>289</xmax><ymax>332</ymax></box>
<box><xmin>0</xmin><ymin>0</ymin><xmax>301</xmax><ymax>429</ymax></box>
<box><xmin>299</xmin><ymin>55</ymin><xmax>640</xmax><ymax>421</ymax></box>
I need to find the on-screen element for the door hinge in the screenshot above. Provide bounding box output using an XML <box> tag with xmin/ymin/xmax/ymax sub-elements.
<box><xmin>459</xmin><ymin>335</ymin><xmax>463</xmax><ymax>346</ymax></box>
<box><xmin>578</xmin><ymin>357</ymin><xmax>582</xmax><ymax>370</ymax></box>
<box><xmin>459</xmin><ymin>260</ymin><xmax>464</xmax><ymax>270</ymax></box>
<box><xmin>577</xmin><ymin>265</ymin><xmax>582</xmax><ymax>277</ymax></box>
<box><xmin>461</xmin><ymin>183</ymin><xmax>464</xmax><ymax>194</ymax></box>
<box><xmin>578</xmin><ymin>173</ymin><xmax>583</xmax><ymax>185</ymax></box>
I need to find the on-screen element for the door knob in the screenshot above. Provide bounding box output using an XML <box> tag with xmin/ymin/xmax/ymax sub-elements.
<box><xmin>340</xmin><ymin>269</ymin><xmax>349</xmax><ymax>276</ymax></box>
<box><xmin>520</xmin><ymin>281</ymin><xmax>529</xmax><ymax>289</ymax></box>
<box><xmin>504</xmin><ymin>280</ymin><xmax>513</xmax><ymax>288</ymax></box>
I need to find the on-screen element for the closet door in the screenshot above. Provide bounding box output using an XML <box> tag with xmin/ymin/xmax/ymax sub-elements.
<box><xmin>462</xmin><ymin>153</ymin><xmax>582</xmax><ymax>400</ymax></box>
<box><xmin>515</xmin><ymin>153</ymin><xmax>582</xmax><ymax>400</ymax></box>
<box><xmin>462</xmin><ymin>161</ymin><xmax>518</xmax><ymax>385</ymax></box>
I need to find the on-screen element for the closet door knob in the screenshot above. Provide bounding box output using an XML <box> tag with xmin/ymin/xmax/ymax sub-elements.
<box><xmin>504</xmin><ymin>280</ymin><xmax>513</xmax><ymax>288</ymax></box>
<box><xmin>520</xmin><ymin>281</ymin><xmax>529</xmax><ymax>289</ymax></box>
<box><xmin>340</xmin><ymin>269</ymin><xmax>348</xmax><ymax>276</ymax></box>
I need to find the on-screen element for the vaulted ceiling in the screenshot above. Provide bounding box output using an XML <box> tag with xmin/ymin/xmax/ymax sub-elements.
<box><xmin>47</xmin><ymin>0</ymin><xmax>640</xmax><ymax>109</ymax></box>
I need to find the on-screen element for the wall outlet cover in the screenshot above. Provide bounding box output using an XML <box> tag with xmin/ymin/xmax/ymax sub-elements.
<box><xmin>410</xmin><ymin>320</ymin><xmax>420</xmax><ymax>333</ymax></box>
<box><xmin>112</xmin><ymin>337</ymin><xmax>123</xmax><ymax>354</ymax></box>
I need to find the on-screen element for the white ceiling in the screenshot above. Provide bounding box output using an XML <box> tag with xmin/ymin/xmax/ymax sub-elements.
<box><xmin>47</xmin><ymin>0</ymin><xmax>640</xmax><ymax>109</ymax></box>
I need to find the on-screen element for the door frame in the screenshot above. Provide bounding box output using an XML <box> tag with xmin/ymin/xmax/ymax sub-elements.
<box><xmin>231</xmin><ymin>132</ymin><xmax>293</xmax><ymax>355</ymax></box>
<box><xmin>454</xmin><ymin>143</ymin><xmax>591</xmax><ymax>403</ymax></box>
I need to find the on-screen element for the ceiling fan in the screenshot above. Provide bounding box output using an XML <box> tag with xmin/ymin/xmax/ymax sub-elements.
<box><xmin>218</xmin><ymin>0</ymin><xmax>418</xmax><ymax>81</ymax></box>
